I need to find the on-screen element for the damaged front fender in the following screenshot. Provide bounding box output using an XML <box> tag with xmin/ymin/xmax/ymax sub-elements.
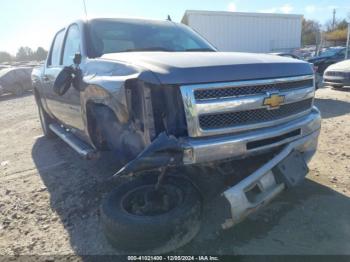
<box><xmin>113</xmin><ymin>132</ymin><xmax>183</xmax><ymax>178</ymax></box>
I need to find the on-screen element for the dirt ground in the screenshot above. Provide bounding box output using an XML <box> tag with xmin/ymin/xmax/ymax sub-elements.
<box><xmin>0</xmin><ymin>86</ymin><xmax>350</xmax><ymax>256</ymax></box>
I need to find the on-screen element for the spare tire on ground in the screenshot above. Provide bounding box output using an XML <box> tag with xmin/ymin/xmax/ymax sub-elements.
<box><xmin>100</xmin><ymin>175</ymin><xmax>202</xmax><ymax>254</ymax></box>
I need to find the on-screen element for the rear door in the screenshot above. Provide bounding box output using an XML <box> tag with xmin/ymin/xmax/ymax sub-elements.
<box><xmin>42</xmin><ymin>29</ymin><xmax>66</xmax><ymax>121</ymax></box>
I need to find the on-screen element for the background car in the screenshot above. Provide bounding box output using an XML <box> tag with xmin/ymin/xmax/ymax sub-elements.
<box><xmin>323</xmin><ymin>59</ymin><xmax>350</xmax><ymax>88</ymax></box>
<box><xmin>0</xmin><ymin>67</ymin><xmax>33</xmax><ymax>96</ymax></box>
<box><xmin>0</xmin><ymin>65</ymin><xmax>10</xmax><ymax>70</ymax></box>
<box><xmin>272</xmin><ymin>52</ymin><xmax>302</xmax><ymax>59</ymax></box>
<box><xmin>308</xmin><ymin>47</ymin><xmax>350</xmax><ymax>74</ymax></box>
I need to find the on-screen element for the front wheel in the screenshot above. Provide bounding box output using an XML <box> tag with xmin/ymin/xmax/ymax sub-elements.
<box><xmin>100</xmin><ymin>175</ymin><xmax>202</xmax><ymax>254</ymax></box>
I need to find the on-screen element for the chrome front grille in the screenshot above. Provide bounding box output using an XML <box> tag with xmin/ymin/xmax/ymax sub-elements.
<box><xmin>194</xmin><ymin>79</ymin><xmax>313</xmax><ymax>100</ymax></box>
<box><xmin>199</xmin><ymin>99</ymin><xmax>313</xmax><ymax>130</ymax></box>
<box><xmin>325</xmin><ymin>71</ymin><xmax>350</xmax><ymax>78</ymax></box>
<box><xmin>180</xmin><ymin>75</ymin><xmax>315</xmax><ymax>137</ymax></box>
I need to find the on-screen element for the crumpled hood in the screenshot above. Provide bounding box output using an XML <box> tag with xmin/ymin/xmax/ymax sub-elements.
<box><xmin>102</xmin><ymin>52</ymin><xmax>313</xmax><ymax>84</ymax></box>
<box><xmin>326</xmin><ymin>59</ymin><xmax>350</xmax><ymax>71</ymax></box>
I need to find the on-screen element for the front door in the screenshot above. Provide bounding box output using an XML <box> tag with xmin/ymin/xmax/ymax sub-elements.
<box><xmin>58</xmin><ymin>24</ymin><xmax>85</xmax><ymax>132</ymax></box>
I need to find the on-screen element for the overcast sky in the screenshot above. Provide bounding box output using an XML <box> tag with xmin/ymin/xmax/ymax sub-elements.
<box><xmin>1</xmin><ymin>0</ymin><xmax>349</xmax><ymax>55</ymax></box>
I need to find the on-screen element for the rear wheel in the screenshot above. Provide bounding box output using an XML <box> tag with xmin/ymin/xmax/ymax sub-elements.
<box><xmin>100</xmin><ymin>175</ymin><xmax>202</xmax><ymax>254</ymax></box>
<box><xmin>332</xmin><ymin>85</ymin><xmax>343</xmax><ymax>90</ymax></box>
<box><xmin>13</xmin><ymin>83</ymin><xmax>25</xmax><ymax>96</ymax></box>
<box><xmin>35</xmin><ymin>92</ymin><xmax>56</xmax><ymax>138</ymax></box>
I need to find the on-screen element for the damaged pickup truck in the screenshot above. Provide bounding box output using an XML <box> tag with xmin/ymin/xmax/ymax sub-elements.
<box><xmin>32</xmin><ymin>18</ymin><xmax>321</xmax><ymax>253</ymax></box>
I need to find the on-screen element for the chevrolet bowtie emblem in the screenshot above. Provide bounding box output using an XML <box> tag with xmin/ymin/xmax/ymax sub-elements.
<box><xmin>263</xmin><ymin>93</ymin><xmax>285</xmax><ymax>109</ymax></box>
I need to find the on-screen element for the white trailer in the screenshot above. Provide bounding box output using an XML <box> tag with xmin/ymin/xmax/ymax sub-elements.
<box><xmin>181</xmin><ymin>10</ymin><xmax>303</xmax><ymax>53</ymax></box>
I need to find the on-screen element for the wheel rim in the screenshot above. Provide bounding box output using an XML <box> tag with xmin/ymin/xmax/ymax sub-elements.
<box><xmin>121</xmin><ymin>184</ymin><xmax>183</xmax><ymax>216</ymax></box>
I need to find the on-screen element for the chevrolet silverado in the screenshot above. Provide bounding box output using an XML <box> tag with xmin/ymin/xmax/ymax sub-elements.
<box><xmin>31</xmin><ymin>18</ymin><xmax>321</xmax><ymax>253</ymax></box>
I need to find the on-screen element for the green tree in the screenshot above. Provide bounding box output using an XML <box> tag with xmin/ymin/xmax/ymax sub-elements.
<box><xmin>325</xmin><ymin>18</ymin><xmax>349</xmax><ymax>32</ymax></box>
<box><xmin>325</xmin><ymin>29</ymin><xmax>348</xmax><ymax>42</ymax></box>
<box><xmin>0</xmin><ymin>51</ymin><xmax>12</xmax><ymax>63</ymax></box>
<box><xmin>337</xmin><ymin>19</ymin><xmax>348</xmax><ymax>30</ymax></box>
<box><xmin>324</xmin><ymin>18</ymin><xmax>349</xmax><ymax>43</ymax></box>
<box><xmin>302</xmin><ymin>19</ymin><xmax>321</xmax><ymax>46</ymax></box>
<box><xmin>16</xmin><ymin>46</ymin><xmax>34</xmax><ymax>61</ymax></box>
<box><xmin>33</xmin><ymin>47</ymin><xmax>48</xmax><ymax>61</ymax></box>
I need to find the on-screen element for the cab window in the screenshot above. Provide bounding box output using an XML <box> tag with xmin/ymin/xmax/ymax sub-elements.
<box><xmin>62</xmin><ymin>25</ymin><xmax>81</xmax><ymax>66</ymax></box>
<box><xmin>48</xmin><ymin>30</ymin><xmax>65</xmax><ymax>66</ymax></box>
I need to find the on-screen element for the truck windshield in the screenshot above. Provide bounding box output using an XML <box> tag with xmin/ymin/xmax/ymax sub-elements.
<box><xmin>87</xmin><ymin>19</ymin><xmax>216</xmax><ymax>57</ymax></box>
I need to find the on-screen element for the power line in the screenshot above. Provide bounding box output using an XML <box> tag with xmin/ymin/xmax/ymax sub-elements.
<box><xmin>82</xmin><ymin>0</ymin><xmax>88</xmax><ymax>18</ymax></box>
<box><xmin>346</xmin><ymin>23</ymin><xmax>350</xmax><ymax>59</ymax></box>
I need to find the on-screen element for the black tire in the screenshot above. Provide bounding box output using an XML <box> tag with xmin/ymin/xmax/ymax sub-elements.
<box><xmin>100</xmin><ymin>175</ymin><xmax>202</xmax><ymax>254</ymax></box>
<box><xmin>332</xmin><ymin>85</ymin><xmax>343</xmax><ymax>90</ymax></box>
<box><xmin>35</xmin><ymin>92</ymin><xmax>56</xmax><ymax>138</ymax></box>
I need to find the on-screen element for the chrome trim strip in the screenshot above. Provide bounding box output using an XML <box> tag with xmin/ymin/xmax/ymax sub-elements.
<box><xmin>180</xmin><ymin>85</ymin><xmax>201</xmax><ymax>137</ymax></box>
<box><xmin>182</xmin><ymin>107</ymin><xmax>321</xmax><ymax>164</ymax></box>
<box><xmin>187</xmin><ymin>75</ymin><xmax>314</xmax><ymax>91</ymax></box>
<box><xmin>184</xmin><ymin>75</ymin><xmax>314</xmax><ymax>90</ymax></box>
<box><xmin>180</xmin><ymin>75</ymin><xmax>315</xmax><ymax>137</ymax></box>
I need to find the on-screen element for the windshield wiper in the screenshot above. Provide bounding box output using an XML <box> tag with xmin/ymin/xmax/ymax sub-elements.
<box><xmin>122</xmin><ymin>47</ymin><xmax>172</xmax><ymax>52</ymax></box>
<box><xmin>184</xmin><ymin>48</ymin><xmax>216</xmax><ymax>52</ymax></box>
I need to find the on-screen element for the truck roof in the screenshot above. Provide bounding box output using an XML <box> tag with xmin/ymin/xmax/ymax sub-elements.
<box><xmin>75</xmin><ymin>17</ymin><xmax>177</xmax><ymax>26</ymax></box>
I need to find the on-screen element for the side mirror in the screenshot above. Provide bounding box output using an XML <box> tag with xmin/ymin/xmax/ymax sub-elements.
<box><xmin>53</xmin><ymin>54</ymin><xmax>85</xmax><ymax>96</ymax></box>
<box><xmin>53</xmin><ymin>67</ymin><xmax>74</xmax><ymax>96</ymax></box>
<box><xmin>73</xmin><ymin>53</ymin><xmax>82</xmax><ymax>65</ymax></box>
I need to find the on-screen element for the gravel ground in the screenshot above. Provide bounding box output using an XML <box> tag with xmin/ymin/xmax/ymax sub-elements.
<box><xmin>0</xmin><ymin>87</ymin><xmax>350</xmax><ymax>256</ymax></box>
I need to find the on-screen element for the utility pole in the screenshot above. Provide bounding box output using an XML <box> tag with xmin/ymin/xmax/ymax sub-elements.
<box><xmin>316</xmin><ymin>30</ymin><xmax>322</xmax><ymax>56</ymax></box>
<box><xmin>332</xmin><ymin>8</ymin><xmax>336</xmax><ymax>30</ymax></box>
<box><xmin>82</xmin><ymin>0</ymin><xmax>88</xmax><ymax>18</ymax></box>
<box><xmin>346</xmin><ymin>23</ymin><xmax>350</xmax><ymax>59</ymax></box>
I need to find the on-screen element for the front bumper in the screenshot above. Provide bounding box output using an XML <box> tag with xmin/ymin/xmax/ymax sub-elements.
<box><xmin>323</xmin><ymin>77</ymin><xmax>350</xmax><ymax>86</ymax></box>
<box><xmin>323</xmin><ymin>71</ymin><xmax>350</xmax><ymax>86</ymax></box>
<box><xmin>183</xmin><ymin>107</ymin><xmax>321</xmax><ymax>229</ymax></box>
<box><xmin>182</xmin><ymin>107</ymin><xmax>321</xmax><ymax>164</ymax></box>
<box><xmin>221</xmin><ymin>129</ymin><xmax>319</xmax><ymax>229</ymax></box>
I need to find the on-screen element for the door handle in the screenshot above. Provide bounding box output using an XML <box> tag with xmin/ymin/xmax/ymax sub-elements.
<box><xmin>43</xmin><ymin>75</ymin><xmax>49</xmax><ymax>82</ymax></box>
